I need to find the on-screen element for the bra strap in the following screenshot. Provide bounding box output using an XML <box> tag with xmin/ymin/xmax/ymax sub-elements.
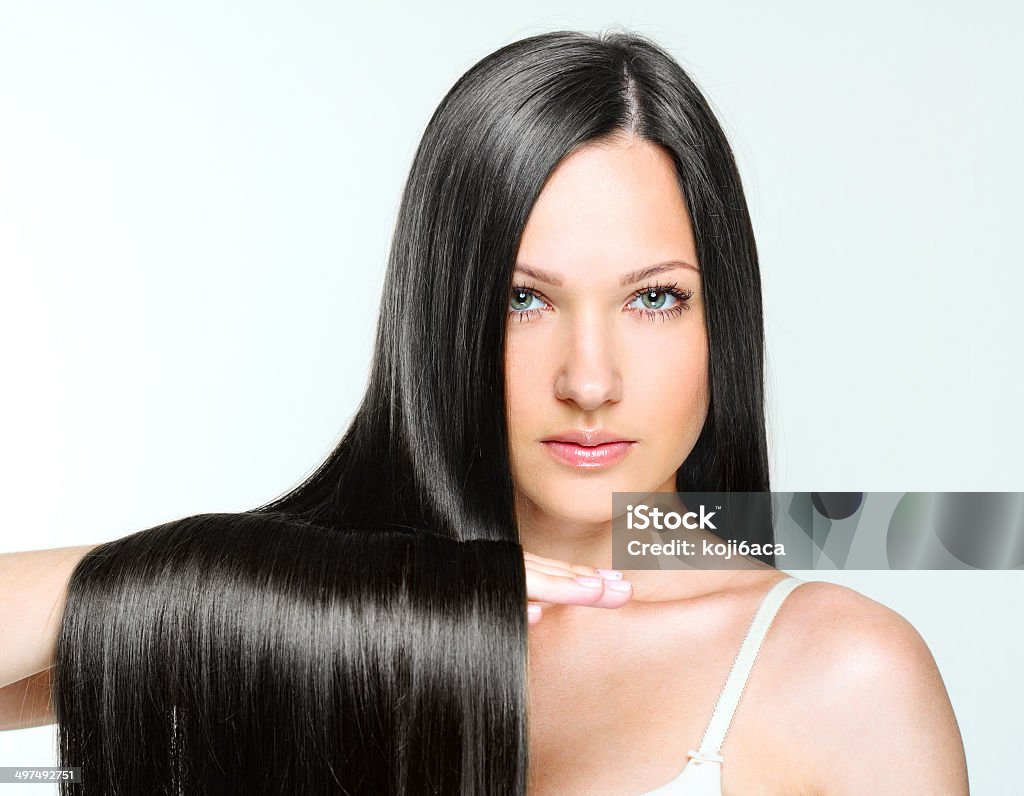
<box><xmin>693</xmin><ymin>576</ymin><xmax>805</xmax><ymax>759</ymax></box>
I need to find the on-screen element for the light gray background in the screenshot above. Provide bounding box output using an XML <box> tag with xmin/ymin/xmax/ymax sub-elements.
<box><xmin>1</xmin><ymin>2</ymin><xmax>1020</xmax><ymax>793</ymax></box>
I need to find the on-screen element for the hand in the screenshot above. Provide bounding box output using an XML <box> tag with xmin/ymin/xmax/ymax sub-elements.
<box><xmin>524</xmin><ymin>551</ymin><xmax>633</xmax><ymax>625</ymax></box>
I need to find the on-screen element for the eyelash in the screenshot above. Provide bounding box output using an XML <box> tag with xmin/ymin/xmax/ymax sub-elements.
<box><xmin>508</xmin><ymin>281</ymin><xmax>695</xmax><ymax>323</ymax></box>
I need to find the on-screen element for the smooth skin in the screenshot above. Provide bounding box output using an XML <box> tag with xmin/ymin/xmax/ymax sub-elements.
<box><xmin>507</xmin><ymin>132</ymin><xmax>969</xmax><ymax>794</ymax></box>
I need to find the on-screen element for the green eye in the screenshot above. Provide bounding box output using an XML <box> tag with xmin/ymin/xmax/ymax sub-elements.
<box><xmin>636</xmin><ymin>290</ymin><xmax>669</xmax><ymax>310</ymax></box>
<box><xmin>625</xmin><ymin>283</ymin><xmax>695</xmax><ymax>320</ymax></box>
<box><xmin>510</xmin><ymin>288</ymin><xmax>540</xmax><ymax>313</ymax></box>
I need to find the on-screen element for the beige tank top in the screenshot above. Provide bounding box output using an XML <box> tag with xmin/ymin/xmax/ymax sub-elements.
<box><xmin>638</xmin><ymin>576</ymin><xmax>806</xmax><ymax>795</ymax></box>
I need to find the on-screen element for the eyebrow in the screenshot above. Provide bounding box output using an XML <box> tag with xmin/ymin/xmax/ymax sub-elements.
<box><xmin>513</xmin><ymin>260</ymin><xmax>700</xmax><ymax>287</ymax></box>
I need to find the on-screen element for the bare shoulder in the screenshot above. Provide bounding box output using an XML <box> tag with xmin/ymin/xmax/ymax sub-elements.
<box><xmin>775</xmin><ymin>578</ymin><xmax>927</xmax><ymax>657</ymax></box>
<box><xmin>768</xmin><ymin>579</ymin><xmax>969</xmax><ymax>795</ymax></box>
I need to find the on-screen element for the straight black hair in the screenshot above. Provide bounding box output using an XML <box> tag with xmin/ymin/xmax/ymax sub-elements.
<box><xmin>253</xmin><ymin>29</ymin><xmax>775</xmax><ymax>558</ymax></box>
<box><xmin>52</xmin><ymin>27</ymin><xmax>776</xmax><ymax>795</ymax></box>
<box><xmin>54</xmin><ymin>512</ymin><xmax>528</xmax><ymax>794</ymax></box>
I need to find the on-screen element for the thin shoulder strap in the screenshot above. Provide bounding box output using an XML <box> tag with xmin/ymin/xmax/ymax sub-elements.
<box><xmin>688</xmin><ymin>576</ymin><xmax>805</xmax><ymax>764</ymax></box>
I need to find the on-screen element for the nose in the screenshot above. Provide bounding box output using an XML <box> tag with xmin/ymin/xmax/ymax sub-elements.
<box><xmin>553</xmin><ymin>312</ymin><xmax>624</xmax><ymax>411</ymax></box>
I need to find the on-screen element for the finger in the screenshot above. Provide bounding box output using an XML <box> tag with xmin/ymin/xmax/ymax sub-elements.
<box><xmin>526</xmin><ymin>555</ymin><xmax>596</xmax><ymax>577</ymax></box>
<box><xmin>527</xmin><ymin>603</ymin><xmax>543</xmax><ymax>625</ymax></box>
<box><xmin>525</xmin><ymin>567</ymin><xmax>632</xmax><ymax>609</ymax></box>
<box><xmin>525</xmin><ymin>559</ymin><xmax>588</xmax><ymax>579</ymax></box>
<box><xmin>523</xmin><ymin>551</ymin><xmax>614</xmax><ymax>579</ymax></box>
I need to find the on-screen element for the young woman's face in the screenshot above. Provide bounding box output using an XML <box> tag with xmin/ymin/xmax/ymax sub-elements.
<box><xmin>505</xmin><ymin>136</ymin><xmax>709</xmax><ymax>526</ymax></box>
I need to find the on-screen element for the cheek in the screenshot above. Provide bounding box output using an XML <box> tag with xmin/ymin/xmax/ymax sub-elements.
<box><xmin>629</xmin><ymin>331</ymin><xmax>709</xmax><ymax>435</ymax></box>
<box><xmin>503</xmin><ymin>337</ymin><xmax>539</xmax><ymax>444</ymax></box>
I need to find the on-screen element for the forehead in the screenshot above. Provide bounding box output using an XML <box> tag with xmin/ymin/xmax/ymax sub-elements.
<box><xmin>516</xmin><ymin>138</ymin><xmax>696</xmax><ymax>281</ymax></box>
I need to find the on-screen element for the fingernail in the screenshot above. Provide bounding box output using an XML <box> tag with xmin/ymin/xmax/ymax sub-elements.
<box><xmin>605</xmin><ymin>579</ymin><xmax>632</xmax><ymax>593</ymax></box>
<box><xmin>596</xmin><ymin>569</ymin><xmax>623</xmax><ymax>580</ymax></box>
<box><xmin>574</xmin><ymin>575</ymin><xmax>603</xmax><ymax>588</ymax></box>
<box><xmin>528</xmin><ymin>604</ymin><xmax>542</xmax><ymax>616</ymax></box>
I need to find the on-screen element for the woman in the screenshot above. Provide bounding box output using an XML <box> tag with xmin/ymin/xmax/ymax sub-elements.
<box><xmin>0</xmin><ymin>29</ymin><xmax>967</xmax><ymax>794</ymax></box>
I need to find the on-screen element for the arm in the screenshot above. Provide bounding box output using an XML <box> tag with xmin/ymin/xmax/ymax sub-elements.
<box><xmin>0</xmin><ymin>667</ymin><xmax>54</xmax><ymax>731</ymax></box>
<box><xmin>0</xmin><ymin>543</ymin><xmax>100</xmax><ymax>727</ymax></box>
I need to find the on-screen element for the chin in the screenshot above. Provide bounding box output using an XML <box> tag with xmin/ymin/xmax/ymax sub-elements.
<box><xmin>519</xmin><ymin>475</ymin><xmax>648</xmax><ymax>522</ymax></box>
<box><xmin>525</xmin><ymin>499</ymin><xmax>615</xmax><ymax>527</ymax></box>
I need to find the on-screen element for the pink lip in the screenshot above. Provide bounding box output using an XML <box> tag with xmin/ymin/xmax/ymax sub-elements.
<box><xmin>542</xmin><ymin>440</ymin><xmax>635</xmax><ymax>468</ymax></box>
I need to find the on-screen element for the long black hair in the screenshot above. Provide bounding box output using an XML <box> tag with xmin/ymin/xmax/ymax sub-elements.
<box><xmin>54</xmin><ymin>512</ymin><xmax>528</xmax><ymax>794</ymax></box>
<box><xmin>252</xmin><ymin>29</ymin><xmax>772</xmax><ymax>547</ymax></box>
<box><xmin>53</xmin><ymin>28</ymin><xmax>774</xmax><ymax>794</ymax></box>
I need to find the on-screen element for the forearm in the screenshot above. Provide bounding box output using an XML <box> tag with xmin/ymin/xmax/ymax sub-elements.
<box><xmin>0</xmin><ymin>544</ymin><xmax>100</xmax><ymax>689</ymax></box>
<box><xmin>0</xmin><ymin>668</ymin><xmax>54</xmax><ymax>731</ymax></box>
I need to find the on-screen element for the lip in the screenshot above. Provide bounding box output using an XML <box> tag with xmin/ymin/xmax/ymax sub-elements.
<box><xmin>540</xmin><ymin>429</ymin><xmax>636</xmax><ymax>469</ymax></box>
<box><xmin>542</xmin><ymin>440</ymin><xmax>635</xmax><ymax>468</ymax></box>
<box><xmin>543</xmin><ymin>428</ymin><xmax>634</xmax><ymax>446</ymax></box>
